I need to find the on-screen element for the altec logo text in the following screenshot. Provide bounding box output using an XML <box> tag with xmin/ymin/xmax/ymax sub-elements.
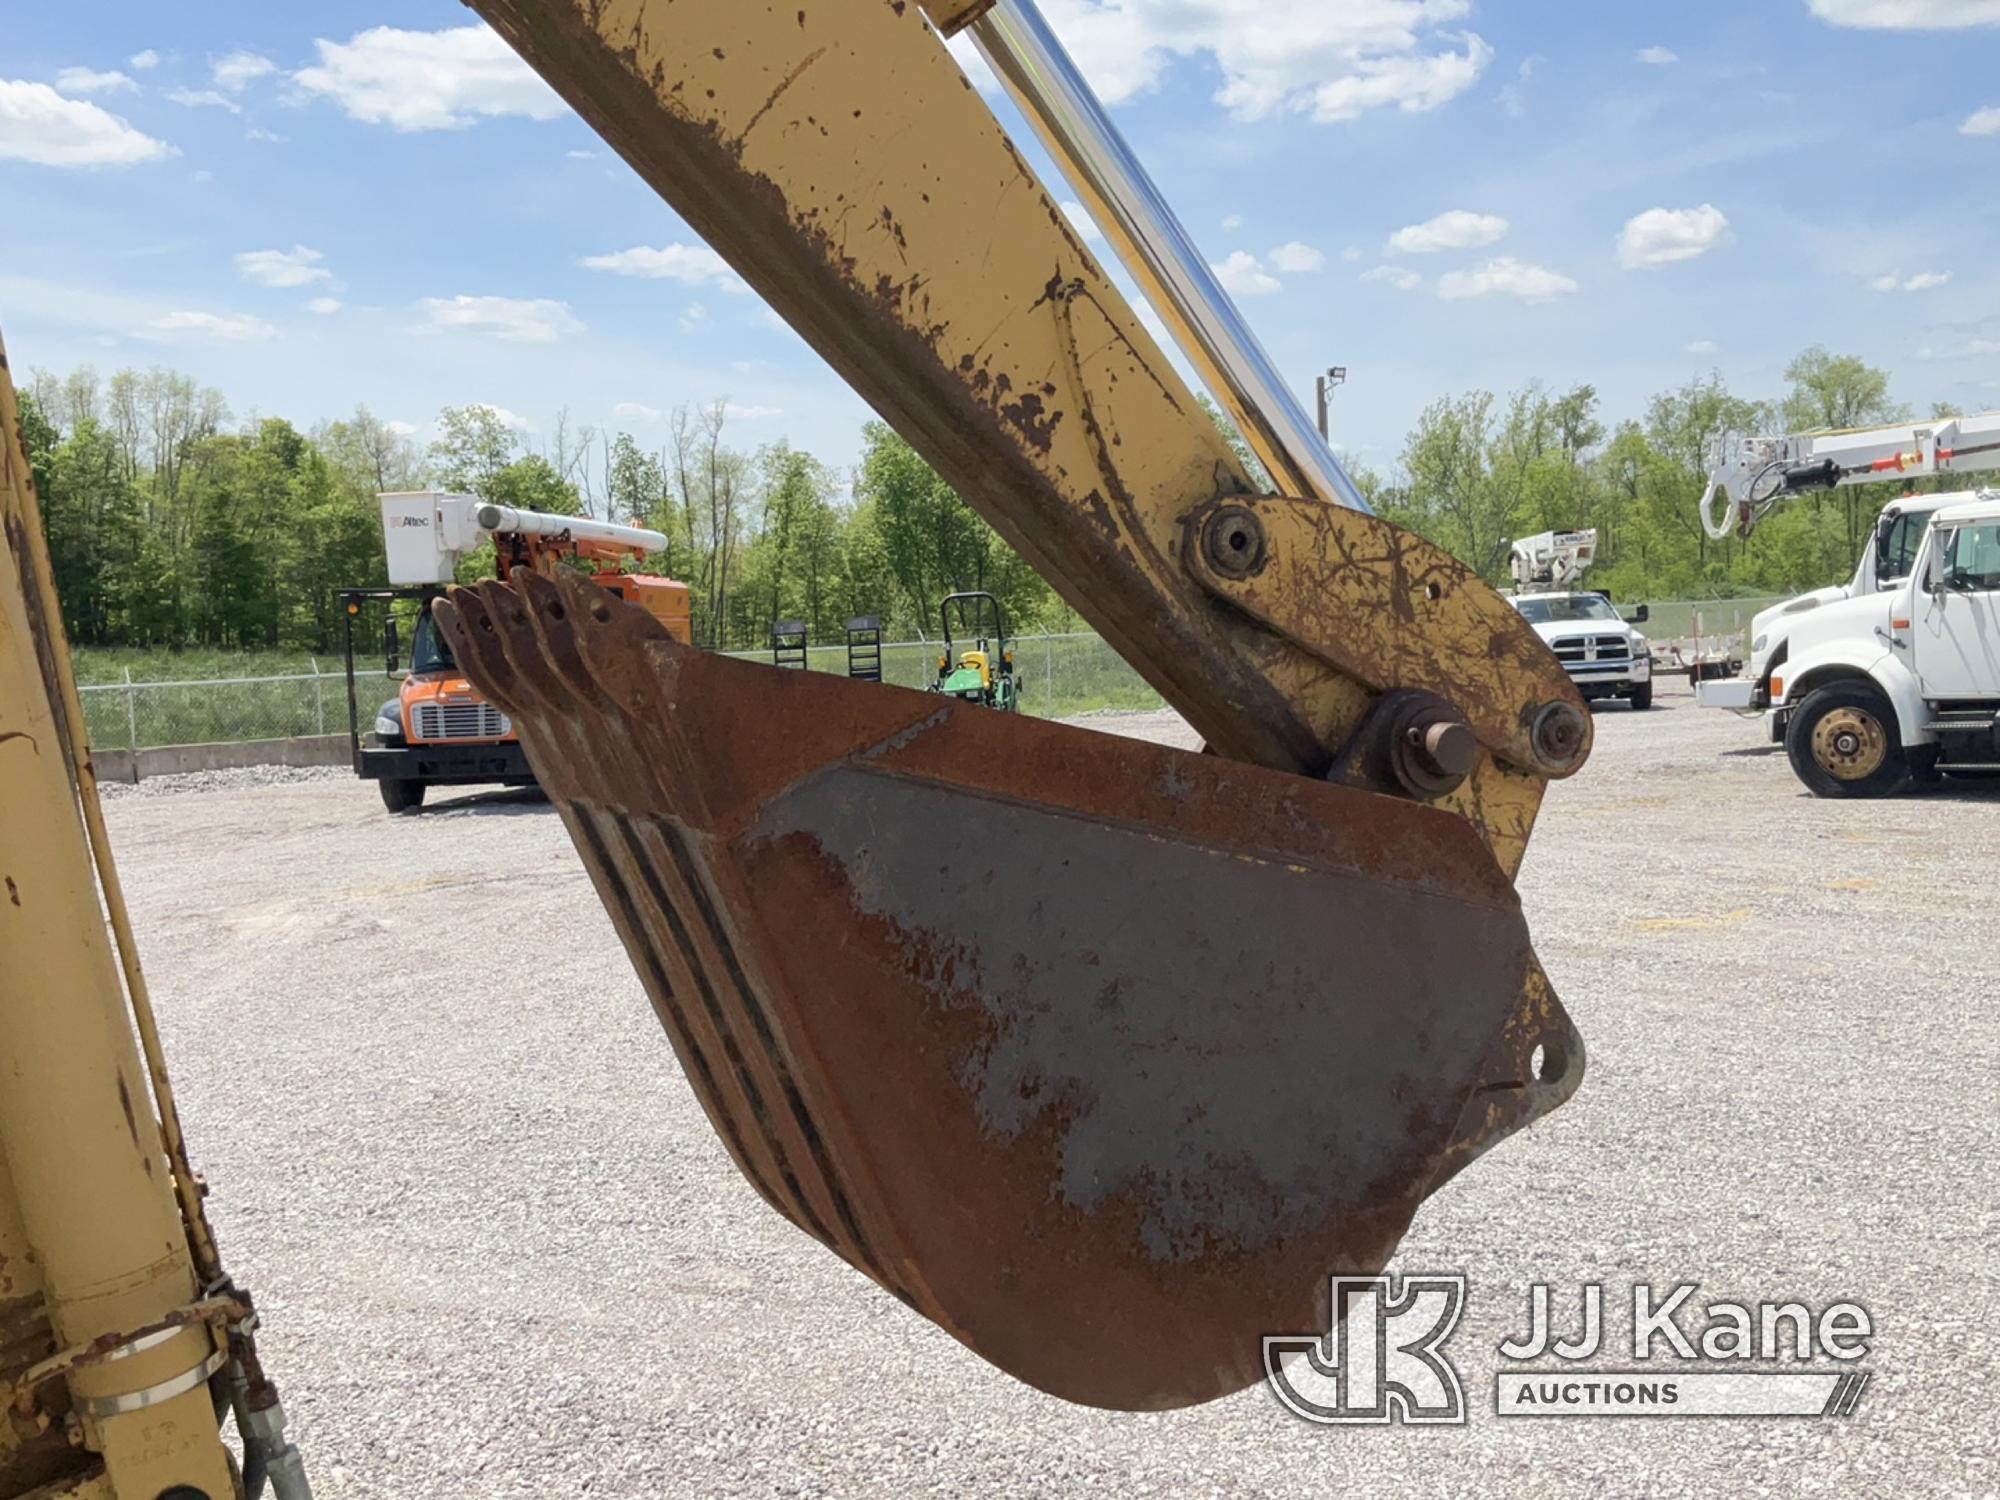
<box><xmin>1265</xmin><ymin>1277</ymin><xmax>1874</xmax><ymax>1424</ymax></box>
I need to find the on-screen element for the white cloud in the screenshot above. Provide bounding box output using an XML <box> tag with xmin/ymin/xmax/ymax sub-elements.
<box><xmin>418</xmin><ymin>295</ymin><xmax>583</xmax><ymax>342</ymax></box>
<box><xmin>295</xmin><ymin>25</ymin><xmax>568</xmax><ymax>131</ymax></box>
<box><xmin>55</xmin><ymin>67</ymin><xmax>136</xmax><ymax>96</ymax></box>
<box><xmin>1962</xmin><ymin>105</ymin><xmax>2000</xmax><ymax>135</ymax></box>
<box><xmin>213</xmin><ymin>52</ymin><xmax>276</xmax><ymax>92</ymax></box>
<box><xmin>245</xmin><ymin>127</ymin><xmax>286</xmax><ymax>143</ymax></box>
<box><xmin>1361</xmin><ymin>264</ymin><xmax>1422</xmax><ymax>291</ymax></box>
<box><xmin>565</xmin><ymin>148</ymin><xmax>597</xmax><ymax>159</ymax></box>
<box><xmin>1809</xmin><ymin>0</ymin><xmax>2000</xmax><ymax>26</ymax></box>
<box><xmin>470</xmin><ymin>403</ymin><xmax>529</xmax><ymax>431</ymax></box>
<box><xmin>138</xmin><ymin>310</ymin><xmax>278</xmax><ymax>343</ymax></box>
<box><xmin>1388</xmin><ymin>209</ymin><xmax>1508</xmax><ymax>254</ymax></box>
<box><xmin>0</xmin><ymin>80</ymin><xmax>172</xmax><ymax>167</ymax></box>
<box><xmin>1871</xmin><ymin>269</ymin><xmax>1953</xmax><ymax>291</ymax></box>
<box><xmin>304</xmin><ymin>296</ymin><xmax>342</xmax><ymax>315</ymax></box>
<box><xmin>130</xmin><ymin>50</ymin><xmax>161</xmax><ymax>71</ymax></box>
<box><xmin>679</xmin><ymin>303</ymin><xmax>708</xmax><ymax>333</ymax></box>
<box><xmin>236</xmin><ymin>245</ymin><xmax>331</xmax><ymax>288</ymax></box>
<box><xmin>1211</xmin><ymin>250</ymin><xmax>1282</xmax><ymax>296</ymax></box>
<box><xmin>1637</xmin><ymin>45</ymin><xmax>1679</xmax><ymax>64</ymax></box>
<box><xmin>1497</xmin><ymin>54</ymin><xmax>1541</xmax><ymax>118</ymax></box>
<box><xmin>1616</xmin><ymin>204</ymin><xmax>1730</xmax><ymax>269</ymax></box>
<box><xmin>1221</xmin><ymin>213</ymin><xmax>1245</xmax><ymax>231</ymax></box>
<box><xmin>726</xmin><ymin>403</ymin><xmax>782</xmax><ymax>421</ymax></box>
<box><xmin>1918</xmin><ymin>337</ymin><xmax>2000</xmax><ymax>358</ymax></box>
<box><xmin>1270</xmin><ymin>240</ymin><xmax>1325</xmax><ymax>273</ymax></box>
<box><xmin>1340</xmin><ymin>245</ymin><xmax>1363</xmax><ymax>262</ymax></box>
<box><xmin>385</xmin><ymin>419</ymin><xmax>418</xmax><ymax>437</ymax></box>
<box><xmin>166</xmin><ymin>88</ymin><xmax>241</xmax><ymax>114</ymax></box>
<box><xmin>1685</xmin><ymin>339</ymin><xmax>1719</xmax><ymax>354</ymax></box>
<box><xmin>1301</xmin><ymin>36</ymin><xmax>1493</xmax><ymax>122</ymax></box>
<box><xmin>580</xmin><ymin>243</ymin><xmax>743</xmax><ymax>290</ymax></box>
<box><xmin>612</xmin><ymin>401</ymin><xmax>662</xmax><ymax>426</ymax></box>
<box><xmin>1436</xmin><ymin>257</ymin><xmax>1578</xmax><ymax>302</ymax></box>
<box><xmin>1060</xmin><ymin>200</ymin><xmax>1105</xmax><ymax>243</ymax></box>
<box><xmin>950</xmin><ymin>0</ymin><xmax>1491</xmax><ymax>124</ymax></box>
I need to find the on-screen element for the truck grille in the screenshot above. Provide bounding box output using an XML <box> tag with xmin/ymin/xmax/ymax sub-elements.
<box><xmin>412</xmin><ymin>702</ymin><xmax>510</xmax><ymax>741</ymax></box>
<box><xmin>1550</xmin><ymin>635</ymin><xmax>1632</xmax><ymax>669</ymax></box>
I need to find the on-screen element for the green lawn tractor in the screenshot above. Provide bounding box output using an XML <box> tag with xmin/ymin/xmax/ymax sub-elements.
<box><xmin>929</xmin><ymin>591</ymin><xmax>1021</xmax><ymax>712</ymax></box>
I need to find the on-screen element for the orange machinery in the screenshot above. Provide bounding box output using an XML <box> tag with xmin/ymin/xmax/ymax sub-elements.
<box><xmin>342</xmin><ymin>492</ymin><xmax>691</xmax><ymax>812</ymax></box>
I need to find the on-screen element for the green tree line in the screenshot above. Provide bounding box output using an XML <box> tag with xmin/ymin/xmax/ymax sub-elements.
<box><xmin>21</xmin><ymin>347</ymin><xmax>1956</xmax><ymax>658</ymax></box>
<box><xmin>1379</xmin><ymin>347</ymin><xmax>1958</xmax><ymax>603</ymax></box>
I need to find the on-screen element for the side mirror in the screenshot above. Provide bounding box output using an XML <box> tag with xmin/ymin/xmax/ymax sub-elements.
<box><xmin>1629</xmin><ymin>603</ymin><xmax>1650</xmax><ymax>625</ymax></box>
<box><xmin>384</xmin><ymin>618</ymin><xmax>401</xmax><ymax>676</ymax></box>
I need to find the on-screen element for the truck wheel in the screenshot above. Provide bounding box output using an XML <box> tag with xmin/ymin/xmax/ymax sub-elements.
<box><xmin>1784</xmin><ymin>683</ymin><xmax>1907</xmax><ymax>799</ymax></box>
<box><xmin>1628</xmin><ymin>680</ymin><xmax>1654</xmax><ymax>711</ymax></box>
<box><xmin>379</xmin><ymin>778</ymin><xmax>428</xmax><ymax>814</ymax></box>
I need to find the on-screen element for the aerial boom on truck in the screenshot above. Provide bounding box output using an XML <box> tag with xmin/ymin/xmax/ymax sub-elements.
<box><xmin>1508</xmin><ymin>529</ymin><xmax>1599</xmax><ymax>591</ymax></box>
<box><xmin>1699</xmin><ymin>410</ymin><xmax>2000</xmax><ymax>540</ymax></box>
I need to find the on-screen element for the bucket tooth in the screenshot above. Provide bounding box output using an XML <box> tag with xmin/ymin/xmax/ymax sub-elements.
<box><xmin>434</xmin><ymin>574</ymin><xmax>1581</xmax><ymax>1410</ymax></box>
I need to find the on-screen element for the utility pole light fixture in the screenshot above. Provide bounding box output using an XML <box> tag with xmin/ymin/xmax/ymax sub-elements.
<box><xmin>1315</xmin><ymin>366</ymin><xmax>1348</xmax><ymax>441</ymax></box>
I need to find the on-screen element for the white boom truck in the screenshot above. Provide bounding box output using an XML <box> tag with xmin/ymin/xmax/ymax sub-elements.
<box><xmin>1505</xmin><ymin>529</ymin><xmax>1657</xmax><ymax>710</ymax></box>
<box><xmin>1695</xmin><ymin>414</ymin><xmax>2000</xmax><ymax>754</ymax></box>
<box><xmin>1689</xmin><ymin>414</ymin><xmax>2000</xmax><ymax>794</ymax></box>
<box><xmin>1733</xmin><ymin>492</ymin><xmax>2000</xmax><ymax>796</ymax></box>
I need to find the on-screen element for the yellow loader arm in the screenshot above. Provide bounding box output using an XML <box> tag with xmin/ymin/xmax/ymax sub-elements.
<box><xmin>437</xmin><ymin>0</ymin><xmax>1594</xmax><ymax>1410</ymax></box>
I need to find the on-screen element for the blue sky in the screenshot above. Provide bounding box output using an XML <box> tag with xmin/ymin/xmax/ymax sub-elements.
<box><xmin>3</xmin><ymin>0</ymin><xmax>1997</xmax><ymax>482</ymax></box>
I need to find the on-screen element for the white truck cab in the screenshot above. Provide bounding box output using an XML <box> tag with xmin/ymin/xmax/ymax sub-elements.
<box><xmin>1752</xmin><ymin>492</ymin><xmax>2000</xmax><ymax>796</ymax></box>
<box><xmin>1695</xmin><ymin>490</ymin><xmax>1968</xmax><ymax>737</ymax></box>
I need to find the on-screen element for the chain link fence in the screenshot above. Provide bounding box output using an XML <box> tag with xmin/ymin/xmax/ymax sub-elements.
<box><xmin>74</xmin><ymin>600</ymin><xmax>1793</xmax><ymax>752</ymax></box>
<box><xmin>75</xmin><ymin>633</ymin><xmax>1168</xmax><ymax>751</ymax></box>
<box><xmin>78</xmin><ymin>664</ymin><xmax>354</xmax><ymax>752</ymax></box>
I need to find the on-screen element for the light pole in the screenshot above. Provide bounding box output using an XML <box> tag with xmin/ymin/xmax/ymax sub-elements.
<box><xmin>1315</xmin><ymin>366</ymin><xmax>1347</xmax><ymax>441</ymax></box>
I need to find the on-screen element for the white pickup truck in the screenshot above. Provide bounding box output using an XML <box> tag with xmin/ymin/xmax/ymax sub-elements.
<box><xmin>1696</xmin><ymin>491</ymin><xmax>1963</xmax><ymax>740</ymax></box>
<box><xmin>1702</xmin><ymin>491</ymin><xmax>2000</xmax><ymax>796</ymax></box>
<box><xmin>1510</xmin><ymin>591</ymin><xmax>1655</xmax><ymax>710</ymax></box>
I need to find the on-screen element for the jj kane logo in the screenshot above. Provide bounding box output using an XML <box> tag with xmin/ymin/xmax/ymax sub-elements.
<box><xmin>1266</xmin><ymin>1278</ymin><xmax>1873</xmax><ymax>1425</ymax></box>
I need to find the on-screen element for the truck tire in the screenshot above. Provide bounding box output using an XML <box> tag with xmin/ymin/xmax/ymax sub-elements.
<box><xmin>1628</xmin><ymin>680</ymin><xmax>1654</xmax><ymax>711</ymax></box>
<box><xmin>379</xmin><ymin>778</ymin><xmax>428</xmax><ymax>814</ymax></box>
<box><xmin>1784</xmin><ymin>682</ymin><xmax>1907</xmax><ymax>799</ymax></box>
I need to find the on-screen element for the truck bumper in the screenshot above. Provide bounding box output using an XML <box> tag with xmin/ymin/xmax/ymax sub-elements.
<box><xmin>357</xmin><ymin>741</ymin><xmax>535</xmax><ymax>786</ymax></box>
<box><xmin>1695</xmin><ymin>677</ymin><xmax>1761</xmax><ymax>711</ymax></box>
<box><xmin>1565</xmin><ymin>659</ymin><xmax>1650</xmax><ymax>699</ymax></box>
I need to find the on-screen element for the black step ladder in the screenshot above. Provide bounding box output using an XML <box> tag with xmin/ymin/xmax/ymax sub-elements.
<box><xmin>846</xmin><ymin>615</ymin><xmax>883</xmax><ymax>682</ymax></box>
<box><xmin>772</xmin><ymin>619</ymin><xmax>808</xmax><ymax>670</ymax></box>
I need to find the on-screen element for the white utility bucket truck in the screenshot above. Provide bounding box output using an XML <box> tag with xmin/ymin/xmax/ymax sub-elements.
<box><xmin>1732</xmin><ymin>492</ymin><xmax>2000</xmax><ymax>796</ymax></box>
<box><xmin>1505</xmin><ymin>528</ymin><xmax>1656</xmax><ymax>711</ymax></box>
<box><xmin>1692</xmin><ymin>412</ymin><xmax>2000</xmax><ymax>770</ymax></box>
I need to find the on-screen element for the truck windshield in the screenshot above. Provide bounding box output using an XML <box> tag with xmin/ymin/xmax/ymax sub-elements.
<box><xmin>410</xmin><ymin>607</ymin><xmax>457</xmax><ymax>675</ymax></box>
<box><xmin>1513</xmin><ymin>595</ymin><xmax>1621</xmax><ymax>624</ymax></box>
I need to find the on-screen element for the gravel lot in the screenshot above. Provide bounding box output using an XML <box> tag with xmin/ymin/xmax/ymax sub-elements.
<box><xmin>105</xmin><ymin>683</ymin><xmax>1996</xmax><ymax>1498</ymax></box>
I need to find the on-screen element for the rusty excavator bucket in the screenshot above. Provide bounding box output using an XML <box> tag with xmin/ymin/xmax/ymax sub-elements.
<box><xmin>435</xmin><ymin>571</ymin><xmax>1580</xmax><ymax>1410</ymax></box>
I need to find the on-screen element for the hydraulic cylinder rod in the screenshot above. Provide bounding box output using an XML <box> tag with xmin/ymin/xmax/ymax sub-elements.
<box><xmin>967</xmin><ymin>0</ymin><xmax>1373</xmax><ymax>514</ymax></box>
